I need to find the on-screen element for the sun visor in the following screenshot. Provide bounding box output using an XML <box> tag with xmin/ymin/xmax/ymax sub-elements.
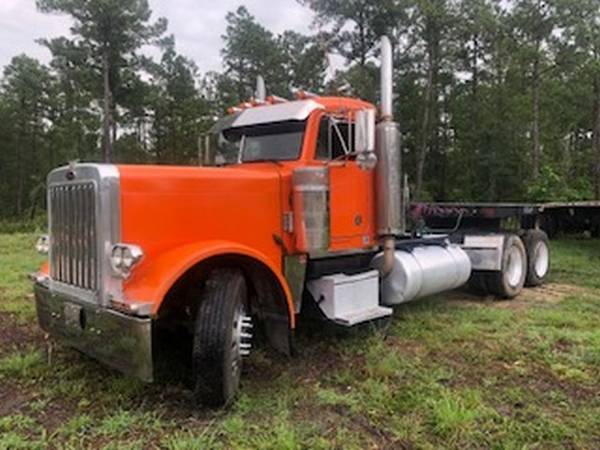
<box><xmin>230</xmin><ymin>100</ymin><xmax>324</xmax><ymax>128</ymax></box>
<box><xmin>209</xmin><ymin>112</ymin><xmax>241</xmax><ymax>134</ymax></box>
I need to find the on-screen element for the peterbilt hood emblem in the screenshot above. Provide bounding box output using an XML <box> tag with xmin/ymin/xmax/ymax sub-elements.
<box><xmin>66</xmin><ymin>160</ymin><xmax>79</xmax><ymax>180</ymax></box>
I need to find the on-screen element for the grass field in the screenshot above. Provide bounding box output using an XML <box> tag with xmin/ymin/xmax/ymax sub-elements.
<box><xmin>0</xmin><ymin>234</ymin><xmax>599</xmax><ymax>449</ymax></box>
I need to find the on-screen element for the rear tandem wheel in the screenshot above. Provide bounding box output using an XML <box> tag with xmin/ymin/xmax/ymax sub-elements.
<box><xmin>467</xmin><ymin>233</ymin><xmax>528</xmax><ymax>299</ymax></box>
<box><xmin>523</xmin><ymin>229</ymin><xmax>550</xmax><ymax>287</ymax></box>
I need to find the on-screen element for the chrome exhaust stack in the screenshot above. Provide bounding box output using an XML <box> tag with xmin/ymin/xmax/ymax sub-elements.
<box><xmin>375</xmin><ymin>36</ymin><xmax>403</xmax><ymax>276</ymax></box>
<box><xmin>380</xmin><ymin>36</ymin><xmax>394</xmax><ymax>120</ymax></box>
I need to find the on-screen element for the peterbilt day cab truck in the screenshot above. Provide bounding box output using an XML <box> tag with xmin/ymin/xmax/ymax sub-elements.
<box><xmin>30</xmin><ymin>37</ymin><xmax>551</xmax><ymax>407</ymax></box>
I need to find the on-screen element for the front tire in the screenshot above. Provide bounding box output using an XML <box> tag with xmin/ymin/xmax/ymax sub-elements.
<box><xmin>192</xmin><ymin>269</ymin><xmax>252</xmax><ymax>407</ymax></box>
<box><xmin>487</xmin><ymin>234</ymin><xmax>527</xmax><ymax>299</ymax></box>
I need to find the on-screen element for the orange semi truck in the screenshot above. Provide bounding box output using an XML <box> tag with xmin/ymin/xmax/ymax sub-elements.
<box><xmin>30</xmin><ymin>37</ymin><xmax>550</xmax><ymax>406</ymax></box>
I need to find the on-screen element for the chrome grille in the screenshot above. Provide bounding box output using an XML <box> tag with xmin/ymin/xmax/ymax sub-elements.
<box><xmin>49</xmin><ymin>182</ymin><xmax>98</xmax><ymax>291</ymax></box>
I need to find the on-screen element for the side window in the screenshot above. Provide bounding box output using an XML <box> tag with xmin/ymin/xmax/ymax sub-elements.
<box><xmin>315</xmin><ymin>118</ymin><xmax>329</xmax><ymax>160</ymax></box>
<box><xmin>315</xmin><ymin>116</ymin><xmax>354</xmax><ymax>160</ymax></box>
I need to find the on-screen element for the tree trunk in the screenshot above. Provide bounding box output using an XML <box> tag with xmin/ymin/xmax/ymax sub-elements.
<box><xmin>15</xmin><ymin>96</ymin><xmax>27</xmax><ymax>216</ymax></box>
<box><xmin>467</xmin><ymin>34</ymin><xmax>480</xmax><ymax>199</ymax></box>
<box><xmin>102</xmin><ymin>49</ymin><xmax>113</xmax><ymax>163</ymax></box>
<box><xmin>593</xmin><ymin>76</ymin><xmax>600</xmax><ymax>200</ymax></box>
<box><xmin>531</xmin><ymin>47</ymin><xmax>541</xmax><ymax>180</ymax></box>
<box><xmin>472</xmin><ymin>35</ymin><xmax>479</xmax><ymax>102</ymax></box>
<box><xmin>111</xmin><ymin>104</ymin><xmax>118</xmax><ymax>146</ymax></box>
<box><xmin>415</xmin><ymin>32</ymin><xmax>437</xmax><ymax>200</ymax></box>
<box><xmin>15</xmin><ymin>142</ymin><xmax>24</xmax><ymax>217</ymax></box>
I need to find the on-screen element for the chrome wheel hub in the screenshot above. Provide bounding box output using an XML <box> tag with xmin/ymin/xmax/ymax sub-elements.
<box><xmin>231</xmin><ymin>304</ymin><xmax>253</xmax><ymax>378</ymax></box>
<box><xmin>506</xmin><ymin>246</ymin><xmax>524</xmax><ymax>288</ymax></box>
<box><xmin>533</xmin><ymin>241</ymin><xmax>549</xmax><ymax>278</ymax></box>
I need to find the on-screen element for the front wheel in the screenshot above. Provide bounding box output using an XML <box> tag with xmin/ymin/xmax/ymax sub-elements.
<box><xmin>192</xmin><ymin>269</ymin><xmax>253</xmax><ymax>407</ymax></box>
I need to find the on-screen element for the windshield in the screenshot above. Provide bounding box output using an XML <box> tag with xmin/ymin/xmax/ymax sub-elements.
<box><xmin>213</xmin><ymin>120</ymin><xmax>306</xmax><ymax>164</ymax></box>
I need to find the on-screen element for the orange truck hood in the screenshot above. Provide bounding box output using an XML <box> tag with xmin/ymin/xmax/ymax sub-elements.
<box><xmin>117</xmin><ymin>164</ymin><xmax>286</xmax><ymax>276</ymax></box>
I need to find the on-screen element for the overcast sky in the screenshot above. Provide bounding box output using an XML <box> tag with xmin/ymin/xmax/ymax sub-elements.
<box><xmin>0</xmin><ymin>0</ymin><xmax>317</xmax><ymax>74</ymax></box>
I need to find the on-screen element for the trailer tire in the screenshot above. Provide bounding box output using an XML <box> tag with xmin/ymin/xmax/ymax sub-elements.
<box><xmin>523</xmin><ymin>230</ymin><xmax>550</xmax><ymax>287</ymax></box>
<box><xmin>487</xmin><ymin>234</ymin><xmax>527</xmax><ymax>299</ymax></box>
<box><xmin>192</xmin><ymin>268</ymin><xmax>251</xmax><ymax>407</ymax></box>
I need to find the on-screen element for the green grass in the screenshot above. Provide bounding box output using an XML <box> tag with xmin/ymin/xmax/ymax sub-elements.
<box><xmin>551</xmin><ymin>239</ymin><xmax>600</xmax><ymax>289</ymax></box>
<box><xmin>0</xmin><ymin>233</ymin><xmax>45</xmax><ymax>322</ymax></box>
<box><xmin>0</xmin><ymin>233</ymin><xmax>599</xmax><ymax>449</ymax></box>
<box><xmin>0</xmin><ymin>347</ymin><xmax>44</xmax><ymax>378</ymax></box>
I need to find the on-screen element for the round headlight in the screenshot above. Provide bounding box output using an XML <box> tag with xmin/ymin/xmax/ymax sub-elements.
<box><xmin>110</xmin><ymin>244</ymin><xmax>143</xmax><ymax>278</ymax></box>
<box><xmin>110</xmin><ymin>246</ymin><xmax>124</xmax><ymax>271</ymax></box>
<box><xmin>36</xmin><ymin>235</ymin><xmax>49</xmax><ymax>255</ymax></box>
<box><xmin>121</xmin><ymin>247</ymin><xmax>135</xmax><ymax>269</ymax></box>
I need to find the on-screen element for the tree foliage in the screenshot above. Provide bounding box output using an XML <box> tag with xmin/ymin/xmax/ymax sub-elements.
<box><xmin>36</xmin><ymin>0</ymin><xmax>168</xmax><ymax>161</ymax></box>
<box><xmin>0</xmin><ymin>0</ymin><xmax>599</xmax><ymax>222</ymax></box>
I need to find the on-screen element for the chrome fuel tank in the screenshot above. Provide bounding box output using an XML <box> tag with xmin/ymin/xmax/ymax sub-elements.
<box><xmin>371</xmin><ymin>244</ymin><xmax>472</xmax><ymax>305</ymax></box>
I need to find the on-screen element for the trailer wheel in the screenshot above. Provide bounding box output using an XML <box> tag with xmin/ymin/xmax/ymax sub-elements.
<box><xmin>523</xmin><ymin>230</ymin><xmax>550</xmax><ymax>287</ymax></box>
<box><xmin>487</xmin><ymin>234</ymin><xmax>527</xmax><ymax>299</ymax></box>
<box><xmin>192</xmin><ymin>269</ymin><xmax>253</xmax><ymax>407</ymax></box>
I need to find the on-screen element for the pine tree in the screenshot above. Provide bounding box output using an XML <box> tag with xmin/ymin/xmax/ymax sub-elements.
<box><xmin>36</xmin><ymin>0</ymin><xmax>167</xmax><ymax>162</ymax></box>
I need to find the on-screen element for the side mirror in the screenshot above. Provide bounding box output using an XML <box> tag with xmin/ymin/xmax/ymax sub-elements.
<box><xmin>355</xmin><ymin>109</ymin><xmax>375</xmax><ymax>152</ymax></box>
<box><xmin>355</xmin><ymin>109</ymin><xmax>377</xmax><ymax>170</ymax></box>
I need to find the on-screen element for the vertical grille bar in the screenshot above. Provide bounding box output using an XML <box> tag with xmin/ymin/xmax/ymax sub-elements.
<box><xmin>65</xmin><ymin>185</ymin><xmax>71</xmax><ymax>285</ymax></box>
<box><xmin>49</xmin><ymin>181</ymin><xmax>98</xmax><ymax>292</ymax></box>
<box><xmin>90</xmin><ymin>185</ymin><xmax>97</xmax><ymax>290</ymax></box>
<box><xmin>75</xmin><ymin>185</ymin><xmax>81</xmax><ymax>287</ymax></box>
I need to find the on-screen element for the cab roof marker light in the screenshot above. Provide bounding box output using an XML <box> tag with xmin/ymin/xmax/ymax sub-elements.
<box><xmin>293</xmin><ymin>89</ymin><xmax>318</xmax><ymax>100</ymax></box>
<box><xmin>266</xmin><ymin>95</ymin><xmax>288</xmax><ymax>104</ymax></box>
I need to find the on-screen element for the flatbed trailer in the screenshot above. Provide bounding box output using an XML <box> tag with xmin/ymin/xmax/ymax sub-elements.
<box><xmin>410</xmin><ymin>201</ymin><xmax>600</xmax><ymax>238</ymax></box>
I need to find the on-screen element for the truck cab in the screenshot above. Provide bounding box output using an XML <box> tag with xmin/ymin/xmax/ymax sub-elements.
<box><xmin>31</xmin><ymin>37</ymin><xmax>549</xmax><ymax>407</ymax></box>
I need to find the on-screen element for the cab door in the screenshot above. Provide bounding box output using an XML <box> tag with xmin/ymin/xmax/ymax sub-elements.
<box><xmin>314</xmin><ymin>116</ymin><xmax>376</xmax><ymax>251</ymax></box>
<box><xmin>329</xmin><ymin>161</ymin><xmax>376</xmax><ymax>251</ymax></box>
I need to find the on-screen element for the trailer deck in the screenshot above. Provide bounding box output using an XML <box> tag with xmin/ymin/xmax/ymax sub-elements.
<box><xmin>410</xmin><ymin>201</ymin><xmax>600</xmax><ymax>237</ymax></box>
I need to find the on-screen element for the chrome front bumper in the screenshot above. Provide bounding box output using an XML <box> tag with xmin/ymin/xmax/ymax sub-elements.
<box><xmin>34</xmin><ymin>283</ymin><xmax>153</xmax><ymax>382</ymax></box>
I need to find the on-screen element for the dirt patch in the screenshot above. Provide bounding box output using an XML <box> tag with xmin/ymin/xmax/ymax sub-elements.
<box><xmin>33</xmin><ymin>397</ymin><xmax>76</xmax><ymax>434</ymax></box>
<box><xmin>495</xmin><ymin>283</ymin><xmax>590</xmax><ymax>310</ymax></box>
<box><xmin>0</xmin><ymin>381</ymin><xmax>33</xmax><ymax>417</ymax></box>
<box><xmin>0</xmin><ymin>312</ymin><xmax>43</xmax><ymax>354</ymax></box>
<box><xmin>518</xmin><ymin>283</ymin><xmax>588</xmax><ymax>302</ymax></box>
<box><xmin>529</xmin><ymin>365</ymin><xmax>598</xmax><ymax>402</ymax></box>
<box><xmin>443</xmin><ymin>283</ymin><xmax>590</xmax><ymax>310</ymax></box>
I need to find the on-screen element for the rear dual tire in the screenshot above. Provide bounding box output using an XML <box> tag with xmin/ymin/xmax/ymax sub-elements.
<box><xmin>468</xmin><ymin>231</ymin><xmax>549</xmax><ymax>299</ymax></box>
<box><xmin>523</xmin><ymin>230</ymin><xmax>550</xmax><ymax>287</ymax></box>
<box><xmin>486</xmin><ymin>234</ymin><xmax>527</xmax><ymax>299</ymax></box>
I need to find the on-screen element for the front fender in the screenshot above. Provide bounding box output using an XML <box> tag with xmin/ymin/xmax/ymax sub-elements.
<box><xmin>123</xmin><ymin>240</ymin><xmax>295</xmax><ymax>328</ymax></box>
